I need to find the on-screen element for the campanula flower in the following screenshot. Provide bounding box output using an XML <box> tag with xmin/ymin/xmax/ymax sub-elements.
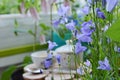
<box><xmin>102</xmin><ymin>0</ymin><xmax>106</xmax><ymax>9</ymax></box>
<box><xmin>66</xmin><ymin>21</ymin><xmax>75</xmax><ymax>31</ymax></box>
<box><xmin>56</xmin><ymin>54</ymin><xmax>61</xmax><ymax>65</ymax></box>
<box><xmin>52</xmin><ymin>19</ymin><xmax>60</xmax><ymax>28</ymax></box>
<box><xmin>75</xmin><ymin>42</ymin><xmax>87</xmax><ymax>54</ymax></box>
<box><xmin>87</xmin><ymin>0</ymin><xmax>92</xmax><ymax>4</ymax></box>
<box><xmin>81</xmin><ymin>20</ymin><xmax>95</xmax><ymax>35</ymax></box>
<box><xmin>106</xmin><ymin>0</ymin><xmax>118</xmax><ymax>12</ymax></box>
<box><xmin>96</xmin><ymin>8</ymin><xmax>106</xmax><ymax>19</ymax></box>
<box><xmin>82</xmin><ymin>5</ymin><xmax>90</xmax><ymax>15</ymax></box>
<box><xmin>77</xmin><ymin>67</ymin><xmax>84</xmax><ymax>75</ymax></box>
<box><xmin>47</xmin><ymin>53</ymin><xmax>53</xmax><ymax>59</ymax></box>
<box><xmin>84</xmin><ymin>60</ymin><xmax>91</xmax><ymax>67</ymax></box>
<box><xmin>44</xmin><ymin>59</ymin><xmax>52</xmax><ymax>69</ymax></box>
<box><xmin>97</xmin><ymin>57</ymin><xmax>111</xmax><ymax>70</ymax></box>
<box><xmin>48</xmin><ymin>41</ymin><xmax>58</xmax><ymax>50</ymax></box>
<box><xmin>114</xmin><ymin>46</ymin><xmax>120</xmax><ymax>52</ymax></box>
<box><xmin>58</xmin><ymin>5</ymin><xmax>70</xmax><ymax>17</ymax></box>
<box><xmin>60</xmin><ymin>17</ymin><xmax>68</xmax><ymax>24</ymax></box>
<box><xmin>76</xmin><ymin>34</ymin><xmax>92</xmax><ymax>43</ymax></box>
<box><xmin>29</xmin><ymin>7</ymin><xmax>40</xmax><ymax>21</ymax></box>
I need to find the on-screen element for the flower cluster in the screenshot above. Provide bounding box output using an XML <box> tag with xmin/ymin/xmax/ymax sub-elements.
<box><xmin>48</xmin><ymin>0</ymin><xmax>119</xmax><ymax>79</ymax></box>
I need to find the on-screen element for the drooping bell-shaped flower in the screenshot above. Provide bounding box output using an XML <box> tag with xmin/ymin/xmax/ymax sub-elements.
<box><xmin>77</xmin><ymin>67</ymin><xmax>84</xmax><ymax>75</ymax></box>
<box><xmin>48</xmin><ymin>41</ymin><xmax>58</xmax><ymax>50</ymax></box>
<box><xmin>29</xmin><ymin>7</ymin><xmax>39</xmax><ymax>21</ymax></box>
<box><xmin>106</xmin><ymin>0</ymin><xmax>118</xmax><ymax>12</ymax></box>
<box><xmin>66</xmin><ymin>21</ymin><xmax>75</xmax><ymax>31</ymax></box>
<box><xmin>58</xmin><ymin>5</ymin><xmax>70</xmax><ymax>17</ymax></box>
<box><xmin>81</xmin><ymin>20</ymin><xmax>95</xmax><ymax>35</ymax></box>
<box><xmin>77</xmin><ymin>34</ymin><xmax>92</xmax><ymax>43</ymax></box>
<box><xmin>56</xmin><ymin>54</ymin><xmax>61</xmax><ymax>65</ymax></box>
<box><xmin>96</xmin><ymin>8</ymin><xmax>106</xmax><ymax>19</ymax></box>
<box><xmin>41</xmin><ymin>0</ymin><xmax>48</xmax><ymax>13</ymax></box>
<box><xmin>97</xmin><ymin>57</ymin><xmax>111</xmax><ymax>70</ymax></box>
<box><xmin>82</xmin><ymin>5</ymin><xmax>90</xmax><ymax>15</ymax></box>
<box><xmin>44</xmin><ymin>59</ymin><xmax>52</xmax><ymax>69</ymax></box>
<box><xmin>87</xmin><ymin>0</ymin><xmax>92</xmax><ymax>4</ymax></box>
<box><xmin>20</xmin><ymin>2</ymin><xmax>25</xmax><ymax>14</ymax></box>
<box><xmin>102</xmin><ymin>0</ymin><xmax>106</xmax><ymax>9</ymax></box>
<box><xmin>52</xmin><ymin>19</ymin><xmax>60</xmax><ymax>28</ymax></box>
<box><xmin>75</xmin><ymin>42</ymin><xmax>87</xmax><ymax>54</ymax></box>
<box><xmin>84</xmin><ymin>60</ymin><xmax>91</xmax><ymax>67</ymax></box>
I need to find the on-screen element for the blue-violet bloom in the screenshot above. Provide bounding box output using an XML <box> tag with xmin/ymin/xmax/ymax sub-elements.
<box><xmin>56</xmin><ymin>54</ymin><xmax>61</xmax><ymax>65</ymax></box>
<box><xmin>77</xmin><ymin>67</ymin><xmax>84</xmax><ymax>75</ymax></box>
<box><xmin>75</xmin><ymin>42</ymin><xmax>87</xmax><ymax>54</ymax></box>
<box><xmin>106</xmin><ymin>0</ymin><xmax>118</xmax><ymax>12</ymax></box>
<box><xmin>102</xmin><ymin>0</ymin><xmax>106</xmax><ymax>9</ymax></box>
<box><xmin>82</xmin><ymin>5</ymin><xmax>90</xmax><ymax>15</ymax></box>
<box><xmin>76</xmin><ymin>34</ymin><xmax>92</xmax><ymax>43</ymax></box>
<box><xmin>52</xmin><ymin>19</ymin><xmax>60</xmax><ymax>28</ymax></box>
<box><xmin>48</xmin><ymin>41</ymin><xmax>57</xmax><ymax>50</ymax></box>
<box><xmin>85</xmin><ymin>60</ymin><xmax>91</xmax><ymax>67</ymax></box>
<box><xmin>58</xmin><ymin>5</ymin><xmax>70</xmax><ymax>17</ymax></box>
<box><xmin>66</xmin><ymin>21</ymin><xmax>75</xmax><ymax>31</ymax></box>
<box><xmin>44</xmin><ymin>59</ymin><xmax>52</xmax><ymax>69</ymax></box>
<box><xmin>96</xmin><ymin>8</ymin><xmax>106</xmax><ymax>19</ymax></box>
<box><xmin>97</xmin><ymin>57</ymin><xmax>111</xmax><ymax>70</ymax></box>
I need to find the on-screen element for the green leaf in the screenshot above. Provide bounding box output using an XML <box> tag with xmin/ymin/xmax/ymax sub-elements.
<box><xmin>28</xmin><ymin>30</ymin><xmax>35</xmax><ymax>36</ymax></box>
<box><xmin>105</xmin><ymin>19</ymin><xmax>120</xmax><ymax>42</ymax></box>
<box><xmin>23</xmin><ymin>56</ymin><xmax>32</xmax><ymax>64</ymax></box>
<box><xmin>0</xmin><ymin>66</ymin><xmax>17</xmax><ymax>80</ymax></box>
<box><xmin>14</xmin><ymin>19</ymin><xmax>18</xmax><ymax>28</ymax></box>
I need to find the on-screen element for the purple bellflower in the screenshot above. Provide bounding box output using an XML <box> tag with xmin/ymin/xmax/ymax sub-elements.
<box><xmin>77</xmin><ymin>67</ymin><xmax>84</xmax><ymax>75</ymax></box>
<box><xmin>48</xmin><ymin>41</ymin><xmax>57</xmax><ymax>50</ymax></box>
<box><xmin>97</xmin><ymin>57</ymin><xmax>111</xmax><ymax>70</ymax></box>
<box><xmin>56</xmin><ymin>54</ymin><xmax>61</xmax><ymax>65</ymax></box>
<box><xmin>106</xmin><ymin>0</ymin><xmax>118</xmax><ymax>12</ymax></box>
<box><xmin>114</xmin><ymin>46</ymin><xmax>120</xmax><ymax>53</ymax></box>
<box><xmin>102</xmin><ymin>0</ymin><xmax>106</xmax><ymax>9</ymax></box>
<box><xmin>75</xmin><ymin>42</ymin><xmax>87</xmax><ymax>54</ymax></box>
<box><xmin>66</xmin><ymin>21</ymin><xmax>75</xmax><ymax>31</ymax></box>
<box><xmin>82</xmin><ymin>5</ymin><xmax>90</xmax><ymax>15</ymax></box>
<box><xmin>44</xmin><ymin>59</ymin><xmax>52</xmax><ymax>69</ymax></box>
<box><xmin>47</xmin><ymin>53</ymin><xmax>53</xmax><ymax>59</ymax></box>
<box><xmin>81</xmin><ymin>20</ymin><xmax>95</xmax><ymax>35</ymax></box>
<box><xmin>58</xmin><ymin>5</ymin><xmax>70</xmax><ymax>17</ymax></box>
<box><xmin>52</xmin><ymin>19</ymin><xmax>60</xmax><ymax>28</ymax></box>
<box><xmin>96</xmin><ymin>8</ymin><xmax>106</xmax><ymax>19</ymax></box>
<box><xmin>84</xmin><ymin>60</ymin><xmax>91</xmax><ymax>67</ymax></box>
<box><xmin>76</xmin><ymin>34</ymin><xmax>92</xmax><ymax>43</ymax></box>
<box><xmin>87</xmin><ymin>0</ymin><xmax>92</xmax><ymax>4</ymax></box>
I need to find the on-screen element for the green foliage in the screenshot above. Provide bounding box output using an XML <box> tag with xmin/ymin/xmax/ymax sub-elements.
<box><xmin>23</xmin><ymin>56</ymin><xmax>32</xmax><ymax>65</ymax></box>
<box><xmin>0</xmin><ymin>66</ymin><xmax>17</xmax><ymax>80</ymax></box>
<box><xmin>39</xmin><ymin>23</ymin><xmax>51</xmax><ymax>35</ymax></box>
<box><xmin>0</xmin><ymin>0</ymin><xmax>19</xmax><ymax>14</ymax></box>
<box><xmin>0</xmin><ymin>56</ymin><xmax>32</xmax><ymax>80</ymax></box>
<box><xmin>105</xmin><ymin>19</ymin><xmax>120</xmax><ymax>42</ymax></box>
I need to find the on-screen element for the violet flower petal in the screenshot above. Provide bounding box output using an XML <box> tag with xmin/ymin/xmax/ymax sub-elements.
<box><xmin>97</xmin><ymin>57</ymin><xmax>111</xmax><ymax>70</ymax></box>
<box><xmin>48</xmin><ymin>41</ymin><xmax>58</xmax><ymax>50</ymax></box>
<box><xmin>76</xmin><ymin>34</ymin><xmax>92</xmax><ymax>43</ymax></box>
<box><xmin>82</xmin><ymin>5</ymin><xmax>90</xmax><ymax>15</ymax></box>
<box><xmin>106</xmin><ymin>0</ymin><xmax>118</xmax><ymax>12</ymax></box>
<box><xmin>56</xmin><ymin>54</ymin><xmax>61</xmax><ymax>64</ymax></box>
<box><xmin>75</xmin><ymin>42</ymin><xmax>87</xmax><ymax>54</ymax></box>
<box><xmin>66</xmin><ymin>21</ymin><xmax>75</xmax><ymax>31</ymax></box>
